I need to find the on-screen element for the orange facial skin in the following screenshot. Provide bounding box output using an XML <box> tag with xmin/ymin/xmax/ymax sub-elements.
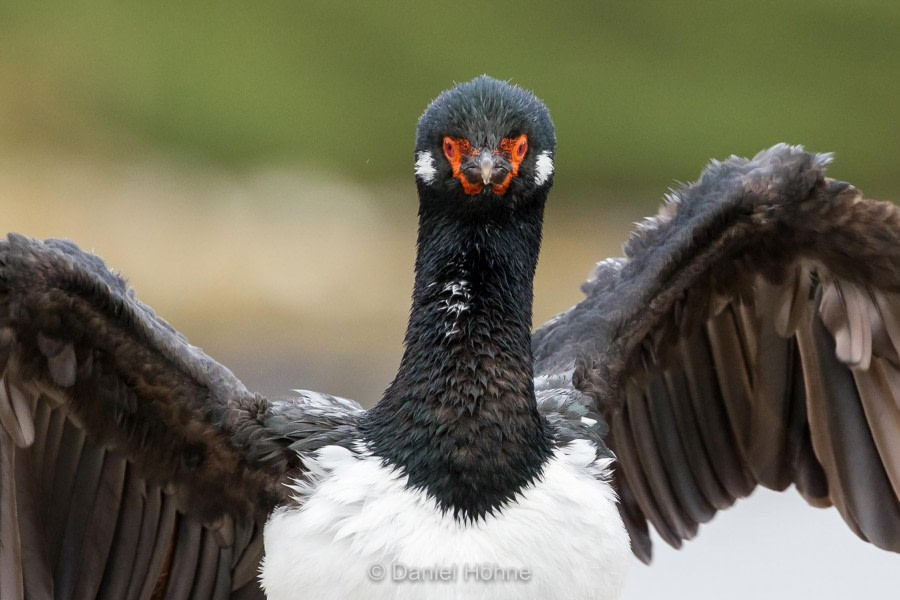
<box><xmin>442</xmin><ymin>137</ymin><xmax>482</xmax><ymax>195</ymax></box>
<box><xmin>493</xmin><ymin>134</ymin><xmax>528</xmax><ymax>195</ymax></box>
<box><xmin>442</xmin><ymin>134</ymin><xmax>528</xmax><ymax>196</ymax></box>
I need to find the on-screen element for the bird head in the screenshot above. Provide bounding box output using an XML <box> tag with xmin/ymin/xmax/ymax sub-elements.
<box><xmin>414</xmin><ymin>76</ymin><xmax>556</xmax><ymax>207</ymax></box>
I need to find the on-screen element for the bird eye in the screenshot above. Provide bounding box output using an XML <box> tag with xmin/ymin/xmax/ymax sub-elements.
<box><xmin>443</xmin><ymin>137</ymin><xmax>456</xmax><ymax>160</ymax></box>
<box><xmin>515</xmin><ymin>136</ymin><xmax>528</xmax><ymax>159</ymax></box>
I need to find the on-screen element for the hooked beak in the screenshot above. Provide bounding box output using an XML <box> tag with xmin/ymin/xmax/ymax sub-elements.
<box><xmin>479</xmin><ymin>150</ymin><xmax>493</xmax><ymax>185</ymax></box>
<box><xmin>461</xmin><ymin>150</ymin><xmax>511</xmax><ymax>190</ymax></box>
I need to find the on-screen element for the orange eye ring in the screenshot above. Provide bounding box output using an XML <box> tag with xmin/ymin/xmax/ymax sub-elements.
<box><xmin>499</xmin><ymin>134</ymin><xmax>529</xmax><ymax>165</ymax></box>
<box><xmin>442</xmin><ymin>137</ymin><xmax>482</xmax><ymax>195</ymax></box>
<box><xmin>490</xmin><ymin>134</ymin><xmax>529</xmax><ymax>196</ymax></box>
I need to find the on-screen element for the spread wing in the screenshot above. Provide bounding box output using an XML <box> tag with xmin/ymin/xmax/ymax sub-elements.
<box><xmin>532</xmin><ymin>145</ymin><xmax>900</xmax><ymax>562</ymax></box>
<box><xmin>0</xmin><ymin>234</ymin><xmax>362</xmax><ymax>599</ymax></box>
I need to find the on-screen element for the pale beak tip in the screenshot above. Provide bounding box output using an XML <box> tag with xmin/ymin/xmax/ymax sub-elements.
<box><xmin>480</xmin><ymin>158</ymin><xmax>493</xmax><ymax>185</ymax></box>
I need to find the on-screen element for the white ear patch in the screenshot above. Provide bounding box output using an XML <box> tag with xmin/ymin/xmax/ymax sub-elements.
<box><xmin>415</xmin><ymin>151</ymin><xmax>436</xmax><ymax>184</ymax></box>
<box><xmin>534</xmin><ymin>151</ymin><xmax>554</xmax><ymax>186</ymax></box>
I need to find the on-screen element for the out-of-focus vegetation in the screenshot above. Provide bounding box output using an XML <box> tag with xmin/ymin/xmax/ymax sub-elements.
<box><xmin>2</xmin><ymin>1</ymin><xmax>899</xmax><ymax>196</ymax></box>
<box><xmin>1</xmin><ymin>2</ymin><xmax>898</xmax><ymax>402</ymax></box>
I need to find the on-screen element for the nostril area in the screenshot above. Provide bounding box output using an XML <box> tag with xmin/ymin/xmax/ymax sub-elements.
<box><xmin>461</xmin><ymin>164</ymin><xmax>483</xmax><ymax>183</ymax></box>
<box><xmin>491</xmin><ymin>166</ymin><xmax>510</xmax><ymax>184</ymax></box>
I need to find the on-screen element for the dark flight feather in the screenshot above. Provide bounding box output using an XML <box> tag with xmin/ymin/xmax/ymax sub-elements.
<box><xmin>533</xmin><ymin>144</ymin><xmax>900</xmax><ymax>561</ymax></box>
<box><xmin>0</xmin><ymin>235</ymin><xmax>361</xmax><ymax>598</ymax></box>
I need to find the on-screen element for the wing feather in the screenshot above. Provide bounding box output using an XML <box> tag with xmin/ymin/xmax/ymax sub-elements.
<box><xmin>49</xmin><ymin>421</ymin><xmax>88</xmax><ymax>572</ymax></box>
<box><xmin>784</xmin><ymin>352</ymin><xmax>830</xmax><ymax>508</ymax></box>
<box><xmin>678</xmin><ymin>331</ymin><xmax>753</xmax><ymax>500</ymax></box>
<box><xmin>0</xmin><ymin>234</ymin><xmax>362</xmax><ymax>597</ymax></box>
<box><xmin>29</xmin><ymin>398</ymin><xmax>52</xmax><ymax>482</ymax></box>
<box><xmin>14</xmin><ymin>447</ymin><xmax>54</xmax><ymax>599</ymax></box>
<box><xmin>230</xmin><ymin>524</ymin><xmax>266</xmax><ymax>591</ymax></box>
<box><xmin>706</xmin><ymin>306</ymin><xmax>757</xmax><ymax>464</ymax></box>
<box><xmin>611</xmin><ymin>405</ymin><xmax>679</xmax><ymax>550</ymax></box>
<box><xmin>136</xmin><ymin>488</ymin><xmax>178</xmax><ymax>600</ymax></box>
<box><xmin>210</xmin><ymin>541</ymin><xmax>236</xmax><ymax>600</ymax></box>
<box><xmin>120</xmin><ymin>480</ymin><xmax>161</xmax><ymax>600</ymax></box>
<box><xmin>533</xmin><ymin>145</ymin><xmax>900</xmax><ymax>560</ymax></box>
<box><xmin>650</xmin><ymin>373</ymin><xmax>716</xmax><ymax>524</ymax></box>
<box><xmin>0</xmin><ymin>382</ymin><xmax>33</xmax><ymax>447</ymax></box>
<box><xmin>188</xmin><ymin>532</ymin><xmax>221</xmax><ymax>600</ymax></box>
<box><xmin>873</xmin><ymin>290</ymin><xmax>900</xmax><ymax>367</ymax></box>
<box><xmin>664</xmin><ymin>368</ymin><xmax>732</xmax><ymax>511</ymax></box>
<box><xmin>609</xmin><ymin>455</ymin><xmax>652</xmax><ymax>562</ymax></box>
<box><xmin>72</xmin><ymin>453</ymin><xmax>127</xmax><ymax>600</ymax></box>
<box><xmin>97</xmin><ymin>466</ymin><xmax>145</xmax><ymax>600</ymax></box>
<box><xmin>743</xmin><ymin>292</ymin><xmax>794</xmax><ymax>490</ymax></box>
<box><xmin>806</xmin><ymin>316</ymin><xmax>900</xmax><ymax>548</ymax></box>
<box><xmin>629</xmin><ymin>384</ymin><xmax>698</xmax><ymax>541</ymax></box>
<box><xmin>40</xmin><ymin>405</ymin><xmax>67</xmax><ymax>504</ymax></box>
<box><xmin>56</xmin><ymin>441</ymin><xmax>105</xmax><ymax>599</ymax></box>
<box><xmin>0</xmin><ymin>428</ymin><xmax>24</xmax><ymax>600</ymax></box>
<box><xmin>853</xmin><ymin>362</ymin><xmax>900</xmax><ymax>499</ymax></box>
<box><xmin>164</xmin><ymin>515</ymin><xmax>204</xmax><ymax>600</ymax></box>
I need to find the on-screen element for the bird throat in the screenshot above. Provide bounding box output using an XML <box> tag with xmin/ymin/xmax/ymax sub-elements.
<box><xmin>361</xmin><ymin>199</ymin><xmax>555</xmax><ymax>520</ymax></box>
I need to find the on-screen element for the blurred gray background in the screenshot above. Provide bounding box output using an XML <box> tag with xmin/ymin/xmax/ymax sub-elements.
<box><xmin>2</xmin><ymin>1</ymin><xmax>898</xmax><ymax>597</ymax></box>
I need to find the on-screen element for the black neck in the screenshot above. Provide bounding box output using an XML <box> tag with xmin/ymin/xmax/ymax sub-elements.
<box><xmin>361</xmin><ymin>196</ymin><xmax>555</xmax><ymax>519</ymax></box>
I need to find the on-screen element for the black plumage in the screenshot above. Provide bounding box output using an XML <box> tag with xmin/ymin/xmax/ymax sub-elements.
<box><xmin>360</xmin><ymin>78</ymin><xmax>562</xmax><ymax>520</ymax></box>
<box><xmin>1</xmin><ymin>77</ymin><xmax>899</xmax><ymax>598</ymax></box>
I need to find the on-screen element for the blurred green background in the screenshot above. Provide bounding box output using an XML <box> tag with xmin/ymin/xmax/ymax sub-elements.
<box><xmin>3</xmin><ymin>2</ymin><xmax>900</xmax><ymax>193</ymax></box>
<box><xmin>2</xmin><ymin>2</ymin><xmax>898</xmax><ymax>598</ymax></box>
<box><xmin>2</xmin><ymin>0</ymin><xmax>899</xmax><ymax>398</ymax></box>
